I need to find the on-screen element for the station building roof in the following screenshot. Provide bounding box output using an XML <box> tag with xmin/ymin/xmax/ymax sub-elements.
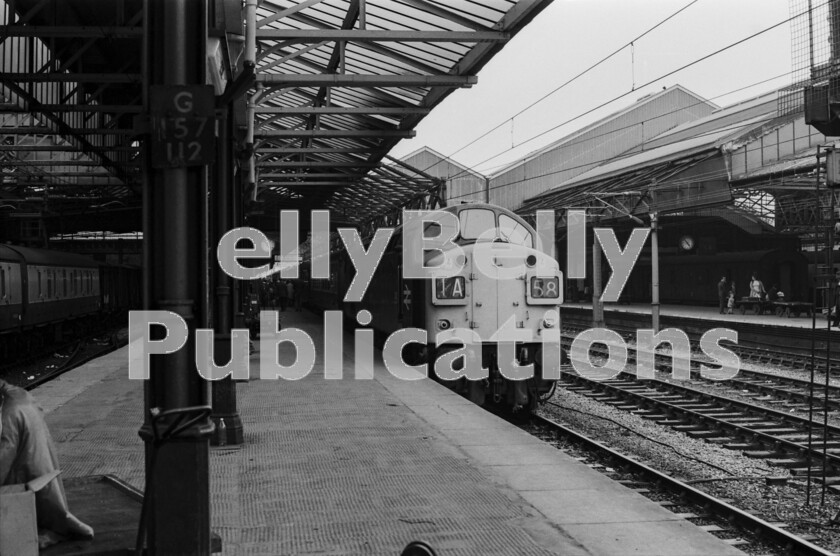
<box><xmin>487</xmin><ymin>84</ymin><xmax>717</xmax><ymax>211</ymax></box>
<box><xmin>399</xmin><ymin>146</ymin><xmax>487</xmax><ymax>204</ymax></box>
<box><xmin>515</xmin><ymin>88</ymin><xmax>819</xmax><ymax>229</ymax></box>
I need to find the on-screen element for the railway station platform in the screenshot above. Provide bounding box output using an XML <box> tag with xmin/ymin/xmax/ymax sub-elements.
<box><xmin>563</xmin><ymin>302</ymin><xmax>831</xmax><ymax>330</ymax></box>
<box><xmin>34</xmin><ymin>311</ymin><xmax>746</xmax><ymax>555</ymax></box>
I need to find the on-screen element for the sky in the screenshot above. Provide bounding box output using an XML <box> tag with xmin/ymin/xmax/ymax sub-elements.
<box><xmin>388</xmin><ymin>0</ymin><xmax>798</xmax><ymax>176</ymax></box>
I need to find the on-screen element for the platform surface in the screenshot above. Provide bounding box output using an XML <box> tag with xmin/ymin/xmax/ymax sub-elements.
<box><xmin>564</xmin><ymin>302</ymin><xmax>829</xmax><ymax>330</ymax></box>
<box><xmin>34</xmin><ymin>310</ymin><xmax>746</xmax><ymax>555</ymax></box>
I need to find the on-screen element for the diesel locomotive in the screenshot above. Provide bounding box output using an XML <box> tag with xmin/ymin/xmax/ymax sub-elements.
<box><xmin>302</xmin><ymin>203</ymin><xmax>564</xmax><ymax>411</ymax></box>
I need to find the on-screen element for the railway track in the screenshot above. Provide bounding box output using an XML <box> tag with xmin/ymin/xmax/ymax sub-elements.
<box><xmin>561</xmin><ymin>324</ymin><xmax>840</xmax><ymax>411</ymax></box>
<box><xmin>562</xmin><ymin>308</ymin><xmax>840</xmax><ymax>373</ymax></box>
<box><xmin>555</xmin><ymin>329</ymin><xmax>840</xmax><ymax>487</ymax></box>
<box><xmin>524</xmin><ymin>413</ymin><xmax>837</xmax><ymax>556</ymax></box>
<box><xmin>0</xmin><ymin>328</ymin><xmax>126</xmax><ymax>390</ymax></box>
<box><xmin>559</xmin><ymin>371</ymin><xmax>840</xmax><ymax>479</ymax></box>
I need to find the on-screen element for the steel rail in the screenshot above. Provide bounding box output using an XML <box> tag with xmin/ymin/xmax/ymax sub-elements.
<box><xmin>530</xmin><ymin>413</ymin><xmax>837</xmax><ymax>556</ymax></box>
<box><xmin>561</xmin><ymin>323</ymin><xmax>840</xmax><ymax>409</ymax></box>
<box><xmin>558</xmin><ymin>370</ymin><xmax>840</xmax><ymax>473</ymax></box>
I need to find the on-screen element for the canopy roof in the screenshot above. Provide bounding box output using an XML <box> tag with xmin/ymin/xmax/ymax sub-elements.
<box><xmin>0</xmin><ymin>0</ymin><xmax>552</xmax><ymax>238</ymax></box>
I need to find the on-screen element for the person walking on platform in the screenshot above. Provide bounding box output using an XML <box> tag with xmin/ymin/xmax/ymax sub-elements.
<box><xmin>833</xmin><ymin>269</ymin><xmax>840</xmax><ymax>328</ymax></box>
<box><xmin>279</xmin><ymin>284</ymin><xmax>287</xmax><ymax>311</ymax></box>
<box><xmin>285</xmin><ymin>280</ymin><xmax>296</xmax><ymax>312</ymax></box>
<box><xmin>266</xmin><ymin>282</ymin><xmax>276</xmax><ymax>309</ymax></box>
<box><xmin>293</xmin><ymin>280</ymin><xmax>302</xmax><ymax>311</ymax></box>
<box><xmin>717</xmin><ymin>276</ymin><xmax>728</xmax><ymax>314</ymax></box>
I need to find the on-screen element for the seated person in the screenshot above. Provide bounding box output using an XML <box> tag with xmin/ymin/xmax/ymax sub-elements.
<box><xmin>748</xmin><ymin>274</ymin><xmax>765</xmax><ymax>299</ymax></box>
<box><xmin>0</xmin><ymin>379</ymin><xmax>93</xmax><ymax>546</ymax></box>
<box><xmin>767</xmin><ymin>284</ymin><xmax>779</xmax><ymax>302</ymax></box>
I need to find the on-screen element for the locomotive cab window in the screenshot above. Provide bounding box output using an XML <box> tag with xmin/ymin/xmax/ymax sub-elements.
<box><xmin>423</xmin><ymin>221</ymin><xmax>441</xmax><ymax>238</ymax></box>
<box><xmin>498</xmin><ymin>214</ymin><xmax>533</xmax><ymax>247</ymax></box>
<box><xmin>459</xmin><ymin>209</ymin><xmax>495</xmax><ymax>240</ymax></box>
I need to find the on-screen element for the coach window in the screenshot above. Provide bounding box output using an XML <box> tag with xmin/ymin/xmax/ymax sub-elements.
<box><xmin>0</xmin><ymin>268</ymin><xmax>5</xmax><ymax>300</ymax></box>
<box><xmin>38</xmin><ymin>270</ymin><xmax>43</xmax><ymax>298</ymax></box>
<box><xmin>459</xmin><ymin>209</ymin><xmax>495</xmax><ymax>240</ymax></box>
<box><xmin>498</xmin><ymin>214</ymin><xmax>533</xmax><ymax>248</ymax></box>
<box><xmin>63</xmin><ymin>270</ymin><xmax>67</xmax><ymax>297</ymax></box>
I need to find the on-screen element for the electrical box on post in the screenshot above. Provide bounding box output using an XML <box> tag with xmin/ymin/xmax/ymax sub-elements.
<box><xmin>149</xmin><ymin>85</ymin><xmax>216</xmax><ymax>169</ymax></box>
<box><xmin>827</xmin><ymin>148</ymin><xmax>840</xmax><ymax>187</ymax></box>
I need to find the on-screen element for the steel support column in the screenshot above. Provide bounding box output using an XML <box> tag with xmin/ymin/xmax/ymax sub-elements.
<box><xmin>592</xmin><ymin>235</ymin><xmax>604</xmax><ymax>328</ymax></box>
<box><xmin>651</xmin><ymin>212</ymin><xmax>660</xmax><ymax>333</ymax></box>
<box><xmin>141</xmin><ymin>0</ymin><xmax>213</xmax><ymax>553</ymax></box>
<box><xmin>211</xmin><ymin>106</ymin><xmax>244</xmax><ymax>446</ymax></box>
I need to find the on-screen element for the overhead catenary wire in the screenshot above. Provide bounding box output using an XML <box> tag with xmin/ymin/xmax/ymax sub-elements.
<box><xmin>443</xmin><ymin>0</ymin><xmax>702</xmax><ymax>163</ymax></box>
<box><xmin>440</xmin><ymin>69</ymin><xmax>797</xmax><ymax>195</ymax></box>
<box><xmin>464</xmin><ymin>13</ymin><xmax>800</xmax><ymax>178</ymax></box>
<box><xmin>441</xmin><ymin>92</ymin><xmax>816</xmax><ymax>207</ymax></box>
<box><xmin>426</xmin><ymin>2</ymin><xmax>825</xmax><ymax>188</ymax></box>
<box><xmin>419</xmin><ymin>73</ymin><xmax>790</xmax><ymax>198</ymax></box>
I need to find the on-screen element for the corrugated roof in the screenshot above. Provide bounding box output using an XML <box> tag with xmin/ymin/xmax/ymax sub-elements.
<box><xmin>0</xmin><ymin>0</ymin><xmax>553</xmax><ymax>235</ymax></box>
<box><xmin>519</xmin><ymin>89</ymin><xmax>787</xmax><ymax>209</ymax></box>
<box><xmin>399</xmin><ymin>146</ymin><xmax>486</xmax><ymax>180</ymax></box>
<box><xmin>732</xmin><ymin>146</ymin><xmax>818</xmax><ymax>183</ymax></box>
<box><xmin>249</xmin><ymin>0</ymin><xmax>553</xmax><ymax>228</ymax></box>
<box><xmin>487</xmin><ymin>84</ymin><xmax>716</xmax><ymax>178</ymax></box>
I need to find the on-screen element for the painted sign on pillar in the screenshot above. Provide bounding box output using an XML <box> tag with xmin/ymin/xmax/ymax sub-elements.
<box><xmin>150</xmin><ymin>85</ymin><xmax>216</xmax><ymax>168</ymax></box>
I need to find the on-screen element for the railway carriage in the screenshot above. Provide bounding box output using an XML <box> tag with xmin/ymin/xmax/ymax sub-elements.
<box><xmin>0</xmin><ymin>244</ymin><xmax>139</xmax><ymax>359</ymax></box>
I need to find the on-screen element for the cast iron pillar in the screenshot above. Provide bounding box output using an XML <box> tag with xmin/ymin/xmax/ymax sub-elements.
<box><xmin>141</xmin><ymin>0</ymin><xmax>213</xmax><ymax>553</ymax></box>
<box><xmin>211</xmin><ymin>106</ymin><xmax>244</xmax><ymax>446</ymax></box>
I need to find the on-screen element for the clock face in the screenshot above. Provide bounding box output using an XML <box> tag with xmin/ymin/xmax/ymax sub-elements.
<box><xmin>679</xmin><ymin>235</ymin><xmax>695</xmax><ymax>251</ymax></box>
